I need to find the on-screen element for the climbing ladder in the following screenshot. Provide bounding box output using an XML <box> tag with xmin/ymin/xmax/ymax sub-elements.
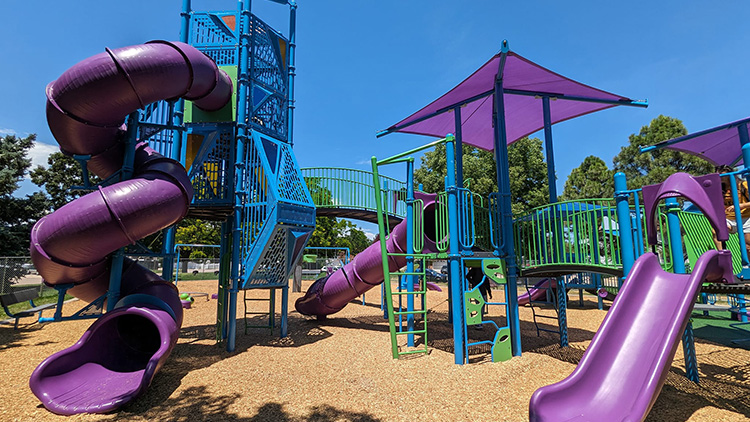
<box><xmin>462</xmin><ymin>258</ymin><xmax>513</xmax><ymax>362</ymax></box>
<box><xmin>387</xmin><ymin>254</ymin><xmax>432</xmax><ymax>357</ymax></box>
<box><xmin>524</xmin><ymin>277</ymin><xmax>563</xmax><ymax>340</ymax></box>
<box><xmin>243</xmin><ymin>289</ymin><xmax>275</xmax><ymax>334</ymax></box>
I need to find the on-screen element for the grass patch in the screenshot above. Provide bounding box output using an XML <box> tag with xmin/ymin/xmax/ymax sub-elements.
<box><xmin>0</xmin><ymin>286</ymin><xmax>72</xmax><ymax>320</ymax></box>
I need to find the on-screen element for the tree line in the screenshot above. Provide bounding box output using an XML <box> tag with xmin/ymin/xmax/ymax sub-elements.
<box><xmin>0</xmin><ymin>115</ymin><xmax>713</xmax><ymax>257</ymax></box>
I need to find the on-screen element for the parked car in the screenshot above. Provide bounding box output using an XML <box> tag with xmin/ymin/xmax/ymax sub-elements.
<box><xmin>425</xmin><ymin>268</ymin><xmax>447</xmax><ymax>282</ymax></box>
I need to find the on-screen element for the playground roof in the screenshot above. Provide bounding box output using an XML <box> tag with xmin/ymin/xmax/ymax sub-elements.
<box><xmin>641</xmin><ymin>116</ymin><xmax>750</xmax><ymax>167</ymax></box>
<box><xmin>379</xmin><ymin>46</ymin><xmax>646</xmax><ymax>151</ymax></box>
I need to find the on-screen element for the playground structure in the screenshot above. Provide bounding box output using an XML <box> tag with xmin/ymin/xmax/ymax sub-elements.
<box><xmin>18</xmin><ymin>0</ymin><xmax>750</xmax><ymax>419</ymax></box>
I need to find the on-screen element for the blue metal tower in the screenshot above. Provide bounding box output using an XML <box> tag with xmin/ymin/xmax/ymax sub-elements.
<box><xmin>177</xmin><ymin>1</ymin><xmax>314</xmax><ymax>351</ymax></box>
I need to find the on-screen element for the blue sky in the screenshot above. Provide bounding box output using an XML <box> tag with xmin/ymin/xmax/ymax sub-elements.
<box><xmin>2</xmin><ymin>1</ymin><xmax>750</xmax><ymax>235</ymax></box>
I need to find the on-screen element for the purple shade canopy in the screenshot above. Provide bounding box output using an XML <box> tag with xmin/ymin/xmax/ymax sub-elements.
<box><xmin>383</xmin><ymin>45</ymin><xmax>645</xmax><ymax>151</ymax></box>
<box><xmin>647</xmin><ymin>116</ymin><xmax>750</xmax><ymax>167</ymax></box>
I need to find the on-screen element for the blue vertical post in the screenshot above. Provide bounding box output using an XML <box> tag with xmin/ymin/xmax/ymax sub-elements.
<box><xmin>492</xmin><ymin>41</ymin><xmax>521</xmax><ymax>357</ymax></box>
<box><xmin>542</xmin><ymin>96</ymin><xmax>557</xmax><ymax>203</ymax></box>
<box><xmin>227</xmin><ymin>0</ymin><xmax>253</xmax><ymax>353</ymax></box>
<box><xmin>406</xmin><ymin>158</ymin><xmax>416</xmax><ymax>346</ymax></box>
<box><xmin>665</xmin><ymin>197</ymin><xmax>699</xmax><ymax>383</ymax></box>
<box><xmin>446</xmin><ymin>135</ymin><xmax>465</xmax><ymax>364</ymax></box>
<box><xmin>163</xmin><ymin>0</ymin><xmax>191</xmax><ymax>281</ymax></box>
<box><xmin>614</xmin><ymin>172</ymin><xmax>635</xmax><ymax>281</ymax></box>
<box><xmin>286</xmin><ymin>1</ymin><xmax>297</xmax><ymax>147</ymax></box>
<box><xmin>219</xmin><ymin>219</ymin><xmax>231</xmax><ymax>340</ymax></box>
<box><xmin>454</xmin><ymin>106</ymin><xmax>463</xmax><ymax>189</ymax></box>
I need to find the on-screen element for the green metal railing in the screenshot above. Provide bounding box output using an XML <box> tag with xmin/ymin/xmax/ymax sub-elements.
<box><xmin>302</xmin><ymin>167</ymin><xmax>407</xmax><ymax>218</ymax></box>
<box><xmin>513</xmin><ymin>199</ymin><xmax>623</xmax><ymax>275</ymax></box>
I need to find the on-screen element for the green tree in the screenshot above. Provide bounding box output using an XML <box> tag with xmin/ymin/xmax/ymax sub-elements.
<box><xmin>507</xmin><ymin>137</ymin><xmax>549</xmax><ymax>215</ymax></box>
<box><xmin>175</xmin><ymin>218</ymin><xmax>222</xmax><ymax>257</ymax></box>
<box><xmin>0</xmin><ymin>134</ymin><xmax>35</xmax><ymax>195</ymax></box>
<box><xmin>308</xmin><ymin>216</ymin><xmax>337</xmax><ymax>248</ymax></box>
<box><xmin>333</xmin><ymin>220</ymin><xmax>370</xmax><ymax>254</ymax></box>
<box><xmin>0</xmin><ymin>134</ymin><xmax>52</xmax><ymax>256</ymax></box>
<box><xmin>561</xmin><ymin>155</ymin><xmax>614</xmax><ymax>200</ymax></box>
<box><xmin>414</xmin><ymin>137</ymin><xmax>549</xmax><ymax>215</ymax></box>
<box><xmin>30</xmin><ymin>151</ymin><xmax>100</xmax><ymax>210</ymax></box>
<box><xmin>612</xmin><ymin>115</ymin><xmax>713</xmax><ymax>189</ymax></box>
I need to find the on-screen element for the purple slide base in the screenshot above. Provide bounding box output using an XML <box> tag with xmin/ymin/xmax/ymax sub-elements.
<box><xmin>529</xmin><ymin>250</ymin><xmax>731</xmax><ymax>421</ymax></box>
<box><xmin>28</xmin><ymin>41</ymin><xmax>231</xmax><ymax>414</ymax></box>
<box><xmin>30</xmin><ymin>306</ymin><xmax>178</xmax><ymax>415</ymax></box>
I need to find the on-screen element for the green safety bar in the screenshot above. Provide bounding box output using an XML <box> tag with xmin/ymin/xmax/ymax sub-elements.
<box><xmin>435</xmin><ymin>192</ymin><xmax>450</xmax><ymax>253</ymax></box>
<box><xmin>679</xmin><ymin>211</ymin><xmax>743</xmax><ymax>273</ymax></box>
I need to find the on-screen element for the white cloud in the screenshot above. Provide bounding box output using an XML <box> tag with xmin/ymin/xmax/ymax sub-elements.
<box><xmin>0</xmin><ymin>127</ymin><xmax>16</xmax><ymax>136</ymax></box>
<box><xmin>362</xmin><ymin>228</ymin><xmax>378</xmax><ymax>241</ymax></box>
<box><xmin>27</xmin><ymin>141</ymin><xmax>59</xmax><ymax>170</ymax></box>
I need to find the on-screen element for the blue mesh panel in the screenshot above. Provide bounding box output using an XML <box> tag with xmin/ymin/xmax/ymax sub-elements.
<box><xmin>244</xmin><ymin>226</ymin><xmax>288</xmax><ymax>287</ymax></box>
<box><xmin>246</xmin><ymin>15</ymin><xmax>288</xmax><ymax>142</ymax></box>
<box><xmin>189</xmin><ymin>127</ymin><xmax>234</xmax><ymax>204</ymax></box>
<box><xmin>139</xmin><ymin>100</ymin><xmax>176</xmax><ymax>158</ymax></box>
<box><xmin>278</xmin><ymin>144</ymin><xmax>313</xmax><ymax>205</ymax></box>
<box><xmin>191</xmin><ymin>13</ymin><xmax>238</xmax><ymax>66</ymax></box>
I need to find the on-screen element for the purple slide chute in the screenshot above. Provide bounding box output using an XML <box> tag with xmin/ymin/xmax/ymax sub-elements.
<box><xmin>528</xmin><ymin>250</ymin><xmax>732</xmax><ymax>422</ymax></box>
<box><xmin>296</xmin><ymin>197</ymin><xmax>438</xmax><ymax>317</ymax></box>
<box><xmin>28</xmin><ymin>41</ymin><xmax>231</xmax><ymax>415</ymax></box>
<box><xmin>518</xmin><ymin>278</ymin><xmax>556</xmax><ymax>306</ymax></box>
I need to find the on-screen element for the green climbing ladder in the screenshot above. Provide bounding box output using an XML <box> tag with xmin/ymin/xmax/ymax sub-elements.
<box><xmin>243</xmin><ymin>289</ymin><xmax>276</xmax><ymax>335</ymax></box>
<box><xmin>385</xmin><ymin>253</ymin><xmax>434</xmax><ymax>357</ymax></box>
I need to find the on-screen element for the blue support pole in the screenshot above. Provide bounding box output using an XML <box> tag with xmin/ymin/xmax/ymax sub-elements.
<box><xmin>542</xmin><ymin>96</ymin><xmax>558</xmax><ymax>203</ymax></box>
<box><xmin>446</xmin><ymin>135</ymin><xmax>465</xmax><ymax>364</ymax></box>
<box><xmin>287</xmin><ymin>1</ymin><xmax>297</xmax><ymax>146</ymax></box>
<box><xmin>664</xmin><ymin>197</ymin><xmax>699</xmax><ymax>383</ymax></box>
<box><xmin>614</xmin><ymin>172</ymin><xmax>635</xmax><ymax>281</ymax></box>
<box><xmin>406</xmin><ymin>158</ymin><xmax>416</xmax><ymax>347</ymax></box>
<box><xmin>454</xmin><ymin>106</ymin><xmax>463</xmax><ymax>189</ymax></box>
<box><xmin>163</xmin><ymin>0</ymin><xmax>192</xmax><ymax>281</ymax></box>
<box><xmin>492</xmin><ymin>41</ymin><xmax>521</xmax><ymax>357</ymax></box>
<box><xmin>227</xmin><ymin>0</ymin><xmax>253</xmax><ymax>353</ymax></box>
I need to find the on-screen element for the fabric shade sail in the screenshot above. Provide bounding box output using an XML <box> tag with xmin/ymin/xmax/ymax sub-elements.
<box><xmin>644</xmin><ymin>117</ymin><xmax>750</xmax><ymax>167</ymax></box>
<box><xmin>381</xmin><ymin>45</ymin><xmax>646</xmax><ymax>151</ymax></box>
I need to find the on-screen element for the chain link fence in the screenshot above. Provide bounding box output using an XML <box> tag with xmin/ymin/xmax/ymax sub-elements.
<box><xmin>0</xmin><ymin>254</ymin><xmax>225</xmax><ymax>296</ymax></box>
<box><xmin>0</xmin><ymin>256</ymin><xmax>48</xmax><ymax>296</ymax></box>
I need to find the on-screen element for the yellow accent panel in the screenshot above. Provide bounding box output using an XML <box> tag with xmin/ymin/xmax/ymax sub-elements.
<box><xmin>185</xmin><ymin>134</ymin><xmax>204</xmax><ymax>172</ymax></box>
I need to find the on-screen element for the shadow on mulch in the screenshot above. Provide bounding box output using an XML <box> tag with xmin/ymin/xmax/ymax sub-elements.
<box><xmin>0</xmin><ymin>324</ymin><xmax>51</xmax><ymax>350</ymax></box>
<box><xmin>116</xmin><ymin>385</ymin><xmax>381</xmax><ymax>421</ymax></box>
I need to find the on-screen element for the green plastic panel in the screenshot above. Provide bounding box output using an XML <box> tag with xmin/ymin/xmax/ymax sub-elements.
<box><xmin>492</xmin><ymin>327</ymin><xmax>512</xmax><ymax>362</ymax></box>
<box><xmin>185</xmin><ymin>66</ymin><xmax>238</xmax><ymax>123</ymax></box>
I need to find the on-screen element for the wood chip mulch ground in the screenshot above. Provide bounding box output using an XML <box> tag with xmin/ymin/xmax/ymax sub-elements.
<box><xmin>1</xmin><ymin>279</ymin><xmax>749</xmax><ymax>421</ymax></box>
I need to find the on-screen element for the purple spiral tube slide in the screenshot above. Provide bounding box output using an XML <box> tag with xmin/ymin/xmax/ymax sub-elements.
<box><xmin>28</xmin><ymin>41</ymin><xmax>231</xmax><ymax>415</ymax></box>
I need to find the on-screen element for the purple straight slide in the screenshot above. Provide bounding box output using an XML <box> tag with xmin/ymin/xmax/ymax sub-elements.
<box><xmin>296</xmin><ymin>197</ymin><xmax>438</xmax><ymax>317</ymax></box>
<box><xmin>518</xmin><ymin>278</ymin><xmax>556</xmax><ymax>306</ymax></box>
<box><xmin>28</xmin><ymin>41</ymin><xmax>231</xmax><ymax>415</ymax></box>
<box><xmin>528</xmin><ymin>250</ymin><xmax>732</xmax><ymax>421</ymax></box>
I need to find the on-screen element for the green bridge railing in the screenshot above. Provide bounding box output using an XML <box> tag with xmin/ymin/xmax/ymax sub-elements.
<box><xmin>302</xmin><ymin>167</ymin><xmax>407</xmax><ymax>219</ymax></box>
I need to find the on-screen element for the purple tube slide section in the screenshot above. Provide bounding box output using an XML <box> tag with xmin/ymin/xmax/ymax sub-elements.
<box><xmin>528</xmin><ymin>250</ymin><xmax>732</xmax><ymax>422</ymax></box>
<box><xmin>296</xmin><ymin>199</ymin><xmax>438</xmax><ymax>317</ymax></box>
<box><xmin>518</xmin><ymin>278</ymin><xmax>556</xmax><ymax>306</ymax></box>
<box><xmin>28</xmin><ymin>41</ymin><xmax>231</xmax><ymax>415</ymax></box>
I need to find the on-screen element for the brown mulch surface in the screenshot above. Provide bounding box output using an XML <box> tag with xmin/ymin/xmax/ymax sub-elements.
<box><xmin>1</xmin><ymin>280</ymin><xmax>749</xmax><ymax>421</ymax></box>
